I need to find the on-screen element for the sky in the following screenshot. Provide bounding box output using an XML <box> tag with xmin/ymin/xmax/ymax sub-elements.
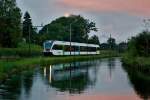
<box><xmin>16</xmin><ymin>0</ymin><xmax>150</xmax><ymax>43</ymax></box>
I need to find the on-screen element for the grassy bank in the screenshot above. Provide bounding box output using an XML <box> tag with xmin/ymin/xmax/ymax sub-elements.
<box><xmin>0</xmin><ymin>51</ymin><xmax>120</xmax><ymax>83</ymax></box>
<box><xmin>0</xmin><ymin>43</ymin><xmax>42</xmax><ymax>58</ymax></box>
<box><xmin>122</xmin><ymin>53</ymin><xmax>150</xmax><ymax>99</ymax></box>
<box><xmin>122</xmin><ymin>54</ymin><xmax>150</xmax><ymax>68</ymax></box>
<box><xmin>122</xmin><ymin>53</ymin><xmax>150</xmax><ymax>77</ymax></box>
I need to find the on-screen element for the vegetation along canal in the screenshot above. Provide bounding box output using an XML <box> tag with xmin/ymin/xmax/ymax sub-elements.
<box><xmin>0</xmin><ymin>58</ymin><xmax>149</xmax><ymax>100</ymax></box>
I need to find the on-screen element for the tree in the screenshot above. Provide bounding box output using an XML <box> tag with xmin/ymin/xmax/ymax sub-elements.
<box><xmin>128</xmin><ymin>31</ymin><xmax>150</xmax><ymax>57</ymax></box>
<box><xmin>88</xmin><ymin>35</ymin><xmax>100</xmax><ymax>45</ymax></box>
<box><xmin>23</xmin><ymin>11</ymin><xmax>36</xmax><ymax>43</ymax></box>
<box><xmin>100</xmin><ymin>43</ymin><xmax>109</xmax><ymax>50</ymax></box>
<box><xmin>39</xmin><ymin>15</ymin><xmax>98</xmax><ymax>44</ymax></box>
<box><xmin>107</xmin><ymin>37</ymin><xmax>116</xmax><ymax>50</ymax></box>
<box><xmin>118</xmin><ymin>42</ymin><xmax>127</xmax><ymax>53</ymax></box>
<box><xmin>0</xmin><ymin>0</ymin><xmax>22</xmax><ymax>47</ymax></box>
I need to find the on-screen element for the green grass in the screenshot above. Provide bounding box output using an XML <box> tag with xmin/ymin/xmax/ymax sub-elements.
<box><xmin>0</xmin><ymin>43</ymin><xmax>42</xmax><ymax>57</ymax></box>
<box><xmin>122</xmin><ymin>53</ymin><xmax>150</xmax><ymax>67</ymax></box>
<box><xmin>122</xmin><ymin>53</ymin><xmax>150</xmax><ymax>78</ymax></box>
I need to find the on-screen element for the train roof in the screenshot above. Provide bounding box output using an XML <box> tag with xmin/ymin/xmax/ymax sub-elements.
<box><xmin>45</xmin><ymin>40</ymin><xmax>99</xmax><ymax>47</ymax></box>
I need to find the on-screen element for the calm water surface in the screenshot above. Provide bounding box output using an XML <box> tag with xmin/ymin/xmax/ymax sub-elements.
<box><xmin>0</xmin><ymin>58</ymin><xmax>150</xmax><ymax>100</ymax></box>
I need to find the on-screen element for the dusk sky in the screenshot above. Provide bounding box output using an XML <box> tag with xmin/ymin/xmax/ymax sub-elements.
<box><xmin>16</xmin><ymin>0</ymin><xmax>150</xmax><ymax>43</ymax></box>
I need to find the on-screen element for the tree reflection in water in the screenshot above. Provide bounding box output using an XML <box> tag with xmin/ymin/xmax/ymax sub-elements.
<box><xmin>43</xmin><ymin>61</ymin><xmax>99</xmax><ymax>94</ymax></box>
<box><xmin>123</xmin><ymin>65</ymin><xmax>150</xmax><ymax>100</ymax></box>
<box><xmin>0</xmin><ymin>70</ymin><xmax>34</xmax><ymax>100</ymax></box>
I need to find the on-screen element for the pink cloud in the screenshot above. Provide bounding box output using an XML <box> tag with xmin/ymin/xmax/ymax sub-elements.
<box><xmin>57</xmin><ymin>94</ymin><xmax>141</xmax><ymax>100</ymax></box>
<box><xmin>58</xmin><ymin>0</ymin><xmax>150</xmax><ymax>16</ymax></box>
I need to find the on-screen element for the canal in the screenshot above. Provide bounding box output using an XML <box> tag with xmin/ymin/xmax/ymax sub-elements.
<box><xmin>0</xmin><ymin>58</ymin><xmax>149</xmax><ymax>100</ymax></box>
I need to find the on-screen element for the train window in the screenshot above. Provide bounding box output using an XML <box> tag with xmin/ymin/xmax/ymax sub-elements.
<box><xmin>64</xmin><ymin>45</ymin><xmax>79</xmax><ymax>51</ymax></box>
<box><xmin>64</xmin><ymin>45</ymin><xmax>70</xmax><ymax>51</ymax></box>
<box><xmin>88</xmin><ymin>47</ymin><xmax>96</xmax><ymax>52</ymax></box>
<box><xmin>72</xmin><ymin>46</ymin><xmax>79</xmax><ymax>51</ymax></box>
<box><xmin>45</xmin><ymin>42</ymin><xmax>52</xmax><ymax>49</ymax></box>
<box><xmin>52</xmin><ymin>45</ymin><xmax>63</xmax><ymax>50</ymax></box>
<box><xmin>80</xmin><ymin>46</ymin><xmax>87</xmax><ymax>51</ymax></box>
<box><xmin>79</xmin><ymin>46</ymin><xmax>97</xmax><ymax>52</ymax></box>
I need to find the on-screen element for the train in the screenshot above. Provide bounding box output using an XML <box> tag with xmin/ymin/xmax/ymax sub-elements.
<box><xmin>43</xmin><ymin>40</ymin><xmax>100</xmax><ymax>56</ymax></box>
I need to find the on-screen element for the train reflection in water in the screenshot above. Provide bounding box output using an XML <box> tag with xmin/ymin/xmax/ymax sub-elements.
<box><xmin>43</xmin><ymin>61</ymin><xmax>98</xmax><ymax>93</ymax></box>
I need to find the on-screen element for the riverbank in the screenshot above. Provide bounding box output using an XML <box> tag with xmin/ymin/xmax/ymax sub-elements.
<box><xmin>123</xmin><ymin>56</ymin><xmax>150</xmax><ymax>99</ymax></box>
<box><xmin>122</xmin><ymin>55</ymin><xmax>150</xmax><ymax>76</ymax></box>
<box><xmin>123</xmin><ymin>63</ymin><xmax>150</xmax><ymax>99</ymax></box>
<box><xmin>122</xmin><ymin>55</ymin><xmax>150</xmax><ymax>68</ymax></box>
<box><xmin>0</xmin><ymin>51</ymin><xmax>120</xmax><ymax>83</ymax></box>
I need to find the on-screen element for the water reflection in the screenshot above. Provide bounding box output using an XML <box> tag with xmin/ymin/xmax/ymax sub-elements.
<box><xmin>123</xmin><ymin>65</ymin><xmax>150</xmax><ymax>100</ymax></box>
<box><xmin>0</xmin><ymin>58</ymin><xmax>149</xmax><ymax>100</ymax></box>
<box><xmin>0</xmin><ymin>75</ymin><xmax>22</xmax><ymax>100</ymax></box>
<box><xmin>0</xmin><ymin>71</ymin><xmax>34</xmax><ymax>100</ymax></box>
<box><xmin>43</xmin><ymin>61</ymin><xmax>99</xmax><ymax>94</ymax></box>
<box><xmin>107</xmin><ymin>58</ymin><xmax>116</xmax><ymax>80</ymax></box>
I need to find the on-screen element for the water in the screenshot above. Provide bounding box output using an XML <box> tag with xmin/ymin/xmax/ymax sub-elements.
<box><xmin>0</xmin><ymin>58</ymin><xmax>150</xmax><ymax>100</ymax></box>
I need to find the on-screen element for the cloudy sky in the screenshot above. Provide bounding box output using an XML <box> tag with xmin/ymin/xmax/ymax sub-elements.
<box><xmin>16</xmin><ymin>0</ymin><xmax>150</xmax><ymax>43</ymax></box>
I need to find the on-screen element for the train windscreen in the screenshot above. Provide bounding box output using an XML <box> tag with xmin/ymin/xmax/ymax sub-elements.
<box><xmin>44</xmin><ymin>42</ymin><xmax>53</xmax><ymax>49</ymax></box>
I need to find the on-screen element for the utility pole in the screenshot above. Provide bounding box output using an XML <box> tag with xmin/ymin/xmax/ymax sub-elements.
<box><xmin>109</xmin><ymin>34</ymin><xmax>112</xmax><ymax>56</ymax></box>
<box><xmin>64</xmin><ymin>14</ymin><xmax>79</xmax><ymax>56</ymax></box>
<box><xmin>110</xmin><ymin>34</ymin><xmax>112</xmax><ymax>50</ymax></box>
<box><xmin>69</xmin><ymin>19</ymin><xmax>79</xmax><ymax>56</ymax></box>
<box><xmin>70</xmin><ymin>24</ymin><xmax>72</xmax><ymax>55</ymax></box>
<box><xmin>47</xmin><ymin>27</ymin><xmax>49</xmax><ymax>34</ymax></box>
<box><xmin>28</xmin><ymin>24</ymin><xmax>44</xmax><ymax>56</ymax></box>
<box><xmin>28</xmin><ymin>25</ymin><xmax>31</xmax><ymax>56</ymax></box>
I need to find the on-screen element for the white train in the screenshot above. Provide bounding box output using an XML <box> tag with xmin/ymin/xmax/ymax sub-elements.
<box><xmin>43</xmin><ymin>40</ymin><xmax>100</xmax><ymax>56</ymax></box>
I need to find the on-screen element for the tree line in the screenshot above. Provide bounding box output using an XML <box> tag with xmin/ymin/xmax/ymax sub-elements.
<box><xmin>100</xmin><ymin>37</ymin><xmax>127</xmax><ymax>52</ymax></box>
<box><xmin>127</xmin><ymin>31</ymin><xmax>150</xmax><ymax>57</ymax></box>
<box><xmin>0</xmin><ymin>0</ymin><xmax>100</xmax><ymax>48</ymax></box>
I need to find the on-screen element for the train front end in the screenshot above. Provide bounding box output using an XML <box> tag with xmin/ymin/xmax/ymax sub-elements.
<box><xmin>43</xmin><ymin>41</ymin><xmax>54</xmax><ymax>56</ymax></box>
